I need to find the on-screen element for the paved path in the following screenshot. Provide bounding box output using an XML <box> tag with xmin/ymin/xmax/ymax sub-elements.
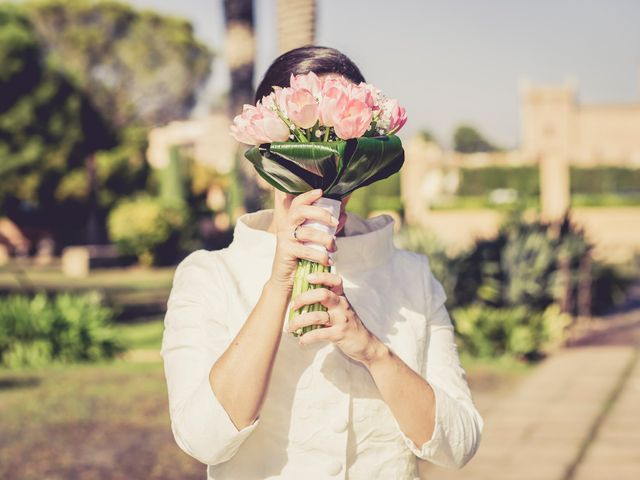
<box><xmin>420</xmin><ymin>285</ymin><xmax>640</xmax><ymax>480</ymax></box>
<box><xmin>572</xmin><ymin>349</ymin><xmax>640</xmax><ymax>480</ymax></box>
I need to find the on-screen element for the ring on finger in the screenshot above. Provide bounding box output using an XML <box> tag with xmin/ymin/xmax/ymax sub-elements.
<box><xmin>325</xmin><ymin>310</ymin><xmax>331</xmax><ymax>326</ymax></box>
<box><xmin>293</xmin><ymin>225</ymin><xmax>301</xmax><ymax>240</ymax></box>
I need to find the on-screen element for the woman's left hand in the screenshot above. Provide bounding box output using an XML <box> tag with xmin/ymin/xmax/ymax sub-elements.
<box><xmin>287</xmin><ymin>271</ymin><xmax>379</xmax><ymax>365</ymax></box>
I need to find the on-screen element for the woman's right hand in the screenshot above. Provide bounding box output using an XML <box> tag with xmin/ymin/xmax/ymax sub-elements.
<box><xmin>269</xmin><ymin>188</ymin><xmax>339</xmax><ymax>294</ymax></box>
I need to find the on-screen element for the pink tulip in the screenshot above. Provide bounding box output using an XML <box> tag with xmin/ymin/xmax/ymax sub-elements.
<box><xmin>290</xmin><ymin>71</ymin><xmax>323</xmax><ymax>99</ymax></box>
<box><xmin>230</xmin><ymin>72</ymin><xmax>406</xmax><ymax>143</ymax></box>
<box><xmin>378</xmin><ymin>98</ymin><xmax>407</xmax><ymax>134</ymax></box>
<box><xmin>269</xmin><ymin>86</ymin><xmax>292</xmax><ymax>115</ymax></box>
<box><xmin>348</xmin><ymin>82</ymin><xmax>378</xmax><ymax>110</ymax></box>
<box><xmin>255</xmin><ymin>103</ymin><xmax>291</xmax><ymax>142</ymax></box>
<box><xmin>230</xmin><ymin>103</ymin><xmax>290</xmax><ymax>145</ymax></box>
<box><xmin>321</xmin><ymin>73</ymin><xmax>351</xmax><ymax>89</ymax></box>
<box><xmin>332</xmin><ymin>99</ymin><xmax>373</xmax><ymax>140</ymax></box>
<box><xmin>230</xmin><ymin>104</ymin><xmax>262</xmax><ymax>145</ymax></box>
<box><xmin>260</xmin><ymin>92</ymin><xmax>277</xmax><ymax>111</ymax></box>
<box><xmin>319</xmin><ymin>82</ymin><xmax>349</xmax><ymax>127</ymax></box>
<box><xmin>284</xmin><ymin>87</ymin><xmax>319</xmax><ymax>129</ymax></box>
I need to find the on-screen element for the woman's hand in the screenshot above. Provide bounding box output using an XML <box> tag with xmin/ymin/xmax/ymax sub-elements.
<box><xmin>286</xmin><ymin>271</ymin><xmax>381</xmax><ymax>365</ymax></box>
<box><xmin>269</xmin><ymin>188</ymin><xmax>339</xmax><ymax>294</ymax></box>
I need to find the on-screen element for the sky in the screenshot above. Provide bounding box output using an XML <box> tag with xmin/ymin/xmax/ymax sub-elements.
<box><xmin>127</xmin><ymin>0</ymin><xmax>640</xmax><ymax>148</ymax></box>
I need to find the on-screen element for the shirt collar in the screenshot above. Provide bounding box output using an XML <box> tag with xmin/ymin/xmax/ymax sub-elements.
<box><xmin>229</xmin><ymin>208</ymin><xmax>396</xmax><ymax>272</ymax></box>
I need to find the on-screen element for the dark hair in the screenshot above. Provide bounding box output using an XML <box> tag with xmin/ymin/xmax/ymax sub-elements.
<box><xmin>254</xmin><ymin>45</ymin><xmax>366</xmax><ymax>104</ymax></box>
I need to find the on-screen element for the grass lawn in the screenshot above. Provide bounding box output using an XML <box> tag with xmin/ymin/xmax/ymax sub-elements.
<box><xmin>0</xmin><ymin>320</ymin><xmax>534</xmax><ymax>479</ymax></box>
<box><xmin>118</xmin><ymin>318</ymin><xmax>166</xmax><ymax>350</ymax></box>
<box><xmin>0</xmin><ymin>359</ymin><xmax>205</xmax><ymax>480</ymax></box>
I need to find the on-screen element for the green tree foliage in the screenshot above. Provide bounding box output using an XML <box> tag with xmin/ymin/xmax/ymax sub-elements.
<box><xmin>0</xmin><ymin>4</ymin><xmax>115</xmax><ymax>233</ymax></box>
<box><xmin>27</xmin><ymin>0</ymin><xmax>213</xmax><ymax>129</ymax></box>
<box><xmin>418</xmin><ymin>129</ymin><xmax>437</xmax><ymax>144</ymax></box>
<box><xmin>1</xmin><ymin>1</ymin><xmax>213</xmax><ymax>249</ymax></box>
<box><xmin>107</xmin><ymin>194</ymin><xmax>186</xmax><ymax>266</ymax></box>
<box><xmin>453</xmin><ymin>124</ymin><xmax>500</xmax><ymax>153</ymax></box>
<box><xmin>159</xmin><ymin>146</ymin><xmax>189</xmax><ymax>210</ymax></box>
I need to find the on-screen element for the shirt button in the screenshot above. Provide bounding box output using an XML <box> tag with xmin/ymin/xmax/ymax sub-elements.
<box><xmin>326</xmin><ymin>459</ymin><xmax>343</xmax><ymax>476</ymax></box>
<box><xmin>331</xmin><ymin>416</ymin><xmax>348</xmax><ymax>433</ymax></box>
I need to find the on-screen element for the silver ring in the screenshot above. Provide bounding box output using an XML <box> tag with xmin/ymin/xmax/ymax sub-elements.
<box><xmin>326</xmin><ymin>310</ymin><xmax>331</xmax><ymax>326</ymax></box>
<box><xmin>293</xmin><ymin>225</ymin><xmax>300</xmax><ymax>240</ymax></box>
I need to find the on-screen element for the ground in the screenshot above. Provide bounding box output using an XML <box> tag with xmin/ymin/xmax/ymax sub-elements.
<box><xmin>1</xmin><ymin>266</ymin><xmax>637</xmax><ymax>479</ymax></box>
<box><xmin>420</xmin><ymin>283</ymin><xmax>640</xmax><ymax>480</ymax></box>
<box><xmin>0</xmin><ymin>319</ymin><xmax>531</xmax><ymax>480</ymax></box>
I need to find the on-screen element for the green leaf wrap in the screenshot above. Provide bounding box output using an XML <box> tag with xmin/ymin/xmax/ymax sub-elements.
<box><xmin>244</xmin><ymin>135</ymin><xmax>405</xmax><ymax>200</ymax></box>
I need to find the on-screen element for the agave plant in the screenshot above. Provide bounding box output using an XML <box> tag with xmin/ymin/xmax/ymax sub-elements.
<box><xmin>245</xmin><ymin>135</ymin><xmax>405</xmax><ymax>336</ymax></box>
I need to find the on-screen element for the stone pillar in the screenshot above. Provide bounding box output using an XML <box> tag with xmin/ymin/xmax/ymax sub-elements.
<box><xmin>520</xmin><ymin>81</ymin><xmax>575</xmax><ymax>222</ymax></box>
<box><xmin>540</xmin><ymin>153</ymin><xmax>570</xmax><ymax>221</ymax></box>
<box><xmin>61</xmin><ymin>246</ymin><xmax>90</xmax><ymax>278</ymax></box>
<box><xmin>401</xmin><ymin>135</ymin><xmax>443</xmax><ymax>226</ymax></box>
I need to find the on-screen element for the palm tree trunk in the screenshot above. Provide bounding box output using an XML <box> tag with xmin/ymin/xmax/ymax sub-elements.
<box><xmin>223</xmin><ymin>0</ymin><xmax>262</xmax><ymax>216</ymax></box>
<box><xmin>277</xmin><ymin>0</ymin><xmax>316</xmax><ymax>53</ymax></box>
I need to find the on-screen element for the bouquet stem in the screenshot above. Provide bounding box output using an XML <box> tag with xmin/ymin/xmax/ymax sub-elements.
<box><xmin>289</xmin><ymin>259</ymin><xmax>332</xmax><ymax>337</ymax></box>
<box><xmin>288</xmin><ymin>196</ymin><xmax>341</xmax><ymax>337</ymax></box>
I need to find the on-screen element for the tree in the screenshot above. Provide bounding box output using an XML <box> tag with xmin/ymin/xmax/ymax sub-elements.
<box><xmin>0</xmin><ymin>4</ymin><xmax>116</xmax><ymax>246</ymax></box>
<box><xmin>26</xmin><ymin>0</ymin><xmax>213</xmax><ymax>129</ymax></box>
<box><xmin>453</xmin><ymin>124</ymin><xmax>500</xmax><ymax>153</ymax></box>
<box><xmin>419</xmin><ymin>129</ymin><xmax>437</xmax><ymax>144</ymax></box>
<box><xmin>223</xmin><ymin>0</ymin><xmax>264</xmax><ymax>215</ymax></box>
<box><xmin>277</xmin><ymin>0</ymin><xmax>315</xmax><ymax>54</ymax></box>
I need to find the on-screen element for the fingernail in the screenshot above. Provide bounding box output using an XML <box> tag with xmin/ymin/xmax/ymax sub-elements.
<box><xmin>307</xmin><ymin>273</ymin><xmax>318</xmax><ymax>281</ymax></box>
<box><xmin>330</xmin><ymin>216</ymin><xmax>339</xmax><ymax>226</ymax></box>
<box><xmin>328</xmin><ymin>258</ymin><xmax>334</xmax><ymax>265</ymax></box>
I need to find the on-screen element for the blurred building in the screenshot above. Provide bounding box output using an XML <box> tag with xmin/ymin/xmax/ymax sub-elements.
<box><xmin>146</xmin><ymin>111</ymin><xmax>236</xmax><ymax>174</ymax></box>
<box><xmin>402</xmin><ymin>79</ymin><xmax>640</xmax><ymax>261</ymax></box>
<box><xmin>521</xmin><ymin>81</ymin><xmax>640</xmax><ymax>167</ymax></box>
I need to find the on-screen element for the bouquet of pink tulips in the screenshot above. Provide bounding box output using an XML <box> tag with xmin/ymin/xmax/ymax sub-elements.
<box><xmin>230</xmin><ymin>71</ymin><xmax>407</xmax><ymax>337</ymax></box>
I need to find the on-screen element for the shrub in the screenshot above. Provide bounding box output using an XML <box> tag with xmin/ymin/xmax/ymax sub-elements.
<box><xmin>0</xmin><ymin>291</ymin><xmax>125</xmax><ymax>368</ymax></box>
<box><xmin>107</xmin><ymin>194</ymin><xmax>187</xmax><ymax>266</ymax></box>
<box><xmin>396</xmin><ymin>210</ymin><xmax>630</xmax><ymax>316</ymax></box>
<box><xmin>570</xmin><ymin>167</ymin><xmax>640</xmax><ymax>195</ymax></box>
<box><xmin>590</xmin><ymin>263</ymin><xmax>633</xmax><ymax>315</ymax></box>
<box><xmin>452</xmin><ymin>304</ymin><xmax>571</xmax><ymax>361</ymax></box>
<box><xmin>457</xmin><ymin>166</ymin><xmax>539</xmax><ymax>197</ymax></box>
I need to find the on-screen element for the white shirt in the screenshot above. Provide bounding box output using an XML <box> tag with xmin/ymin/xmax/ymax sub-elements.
<box><xmin>160</xmin><ymin>209</ymin><xmax>483</xmax><ymax>479</ymax></box>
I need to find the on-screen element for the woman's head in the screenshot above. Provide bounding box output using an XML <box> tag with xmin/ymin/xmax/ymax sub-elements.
<box><xmin>259</xmin><ymin>46</ymin><xmax>363</xmax><ymax>234</ymax></box>
<box><xmin>254</xmin><ymin>46</ymin><xmax>365</xmax><ymax>104</ymax></box>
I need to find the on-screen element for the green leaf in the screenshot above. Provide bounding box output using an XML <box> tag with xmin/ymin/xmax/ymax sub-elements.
<box><xmin>244</xmin><ymin>135</ymin><xmax>404</xmax><ymax>200</ymax></box>
<box><xmin>330</xmin><ymin>135</ymin><xmax>404</xmax><ymax>197</ymax></box>
<box><xmin>245</xmin><ymin>147</ymin><xmax>315</xmax><ymax>194</ymax></box>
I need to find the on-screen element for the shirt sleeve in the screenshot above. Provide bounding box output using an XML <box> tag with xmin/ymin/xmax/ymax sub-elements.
<box><xmin>393</xmin><ymin>254</ymin><xmax>484</xmax><ymax>469</ymax></box>
<box><xmin>160</xmin><ymin>250</ymin><xmax>260</xmax><ymax>466</ymax></box>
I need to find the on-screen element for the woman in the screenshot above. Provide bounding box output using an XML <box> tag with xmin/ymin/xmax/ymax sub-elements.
<box><xmin>160</xmin><ymin>46</ymin><xmax>483</xmax><ymax>479</ymax></box>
